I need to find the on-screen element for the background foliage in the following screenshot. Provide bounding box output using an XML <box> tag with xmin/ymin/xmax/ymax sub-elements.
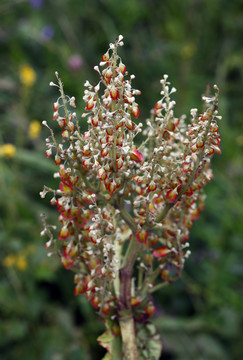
<box><xmin>0</xmin><ymin>0</ymin><xmax>243</xmax><ymax>359</ymax></box>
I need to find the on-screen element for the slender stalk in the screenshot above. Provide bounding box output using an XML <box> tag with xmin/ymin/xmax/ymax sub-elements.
<box><xmin>138</xmin><ymin>266</ymin><xmax>161</xmax><ymax>299</ymax></box>
<box><xmin>149</xmin><ymin>281</ymin><xmax>168</xmax><ymax>294</ymax></box>
<box><xmin>155</xmin><ymin>202</ymin><xmax>173</xmax><ymax>223</ymax></box>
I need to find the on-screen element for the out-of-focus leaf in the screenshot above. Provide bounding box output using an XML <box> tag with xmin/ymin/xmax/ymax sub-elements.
<box><xmin>137</xmin><ymin>322</ymin><xmax>162</xmax><ymax>360</ymax></box>
<box><xmin>0</xmin><ymin>320</ymin><xmax>28</xmax><ymax>345</ymax></box>
<box><xmin>195</xmin><ymin>334</ymin><xmax>228</xmax><ymax>359</ymax></box>
<box><xmin>15</xmin><ymin>149</ymin><xmax>56</xmax><ymax>172</ymax></box>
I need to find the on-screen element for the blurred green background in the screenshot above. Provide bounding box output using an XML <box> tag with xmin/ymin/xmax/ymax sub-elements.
<box><xmin>0</xmin><ymin>0</ymin><xmax>243</xmax><ymax>359</ymax></box>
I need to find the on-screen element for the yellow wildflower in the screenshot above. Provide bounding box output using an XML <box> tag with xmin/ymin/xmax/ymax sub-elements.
<box><xmin>2</xmin><ymin>246</ymin><xmax>34</xmax><ymax>271</ymax></box>
<box><xmin>20</xmin><ymin>65</ymin><xmax>36</xmax><ymax>87</ymax></box>
<box><xmin>3</xmin><ymin>254</ymin><xmax>16</xmax><ymax>267</ymax></box>
<box><xmin>16</xmin><ymin>255</ymin><xmax>28</xmax><ymax>271</ymax></box>
<box><xmin>0</xmin><ymin>144</ymin><xmax>16</xmax><ymax>158</ymax></box>
<box><xmin>29</xmin><ymin>120</ymin><xmax>41</xmax><ymax>139</ymax></box>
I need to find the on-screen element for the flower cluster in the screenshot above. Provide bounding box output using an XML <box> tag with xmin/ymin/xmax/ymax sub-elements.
<box><xmin>132</xmin><ymin>76</ymin><xmax>221</xmax><ymax>283</ymax></box>
<box><xmin>81</xmin><ymin>36</ymin><xmax>143</xmax><ymax>195</ymax></box>
<box><xmin>2</xmin><ymin>245</ymin><xmax>35</xmax><ymax>271</ymax></box>
<box><xmin>41</xmin><ymin>36</ymin><xmax>221</xmax><ymax>329</ymax></box>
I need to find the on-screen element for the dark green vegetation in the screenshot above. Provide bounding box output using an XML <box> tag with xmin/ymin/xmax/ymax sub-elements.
<box><xmin>0</xmin><ymin>0</ymin><xmax>242</xmax><ymax>359</ymax></box>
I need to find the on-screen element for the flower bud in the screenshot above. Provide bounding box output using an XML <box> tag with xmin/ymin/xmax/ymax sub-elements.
<box><xmin>86</xmin><ymin>98</ymin><xmax>95</xmax><ymax>111</ymax></box>
<box><xmin>148</xmin><ymin>180</ymin><xmax>157</xmax><ymax>192</ymax></box>
<box><xmin>98</xmin><ymin>168</ymin><xmax>107</xmax><ymax>181</ymax></box>
<box><xmin>70</xmin><ymin>97</ymin><xmax>76</xmax><ymax>107</ymax></box>
<box><xmin>116</xmin><ymin>158</ymin><xmax>123</xmax><ymax>169</ymax></box>
<box><xmin>58</xmin><ymin>227</ymin><xmax>69</xmax><ymax>240</ymax></box>
<box><xmin>145</xmin><ymin>303</ymin><xmax>156</xmax><ymax>317</ymax></box>
<box><xmin>45</xmin><ymin>148</ymin><xmax>52</xmax><ymax>158</ymax></box>
<box><xmin>153</xmin><ymin>247</ymin><xmax>170</xmax><ymax>258</ymax></box>
<box><xmin>53</xmin><ymin>102</ymin><xmax>60</xmax><ymax>111</ymax></box>
<box><xmin>110</xmin><ymin>86</ymin><xmax>119</xmax><ymax>100</ymax></box>
<box><xmin>131</xmin><ymin>297</ymin><xmax>141</xmax><ymax>306</ymax></box>
<box><xmin>91</xmin><ymin>296</ymin><xmax>100</xmax><ymax>309</ymax></box>
<box><xmin>55</xmin><ymin>153</ymin><xmax>62</xmax><ymax>165</ymax></box>
<box><xmin>126</xmin><ymin>119</ymin><xmax>134</xmax><ymax>130</ymax></box>
<box><xmin>132</xmin><ymin>104</ymin><xmax>139</xmax><ymax>118</ymax></box>
<box><xmin>101</xmin><ymin>51</ymin><xmax>109</xmax><ymax>62</ymax></box>
<box><xmin>91</xmin><ymin>117</ymin><xmax>98</xmax><ymax>127</ymax></box>
<box><xmin>119</xmin><ymin>62</ymin><xmax>126</xmax><ymax>74</ymax></box>
<box><xmin>53</xmin><ymin>111</ymin><xmax>59</xmax><ymax>120</ymax></box>
<box><xmin>108</xmin><ymin>181</ymin><xmax>116</xmax><ymax>194</ymax></box>
<box><xmin>74</xmin><ymin>282</ymin><xmax>87</xmax><ymax>295</ymax></box>
<box><xmin>101</xmin><ymin>303</ymin><xmax>110</xmax><ymax>315</ymax></box>
<box><xmin>136</xmin><ymin>229</ymin><xmax>148</xmax><ymax>244</ymax></box>
<box><xmin>130</xmin><ymin>148</ymin><xmax>143</xmax><ymax>163</ymax></box>
<box><xmin>165</xmin><ymin>188</ymin><xmax>178</xmax><ymax>202</ymax></box>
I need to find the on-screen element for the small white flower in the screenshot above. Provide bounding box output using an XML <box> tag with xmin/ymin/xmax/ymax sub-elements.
<box><xmin>84</xmin><ymin>80</ymin><xmax>92</xmax><ymax>87</ymax></box>
<box><xmin>42</xmin><ymin>120</ymin><xmax>49</xmax><ymax>127</ymax></box>
<box><xmin>40</xmin><ymin>229</ymin><xmax>47</xmax><ymax>236</ymax></box>
<box><xmin>40</xmin><ymin>188</ymin><xmax>48</xmax><ymax>198</ymax></box>
<box><xmin>70</xmin><ymin>97</ymin><xmax>76</xmax><ymax>107</ymax></box>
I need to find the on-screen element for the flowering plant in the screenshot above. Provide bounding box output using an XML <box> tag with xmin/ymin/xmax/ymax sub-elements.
<box><xmin>41</xmin><ymin>35</ymin><xmax>221</xmax><ymax>360</ymax></box>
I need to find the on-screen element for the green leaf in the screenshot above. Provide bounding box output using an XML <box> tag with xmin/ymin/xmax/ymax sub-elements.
<box><xmin>98</xmin><ymin>330</ymin><xmax>123</xmax><ymax>360</ymax></box>
<box><xmin>136</xmin><ymin>322</ymin><xmax>162</xmax><ymax>360</ymax></box>
<box><xmin>101</xmin><ymin>353</ymin><xmax>112</xmax><ymax>360</ymax></box>
<box><xmin>0</xmin><ymin>320</ymin><xmax>28</xmax><ymax>345</ymax></box>
<box><xmin>146</xmin><ymin>323</ymin><xmax>156</xmax><ymax>335</ymax></box>
<box><xmin>16</xmin><ymin>149</ymin><xmax>56</xmax><ymax>173</ymax></box>
<box><xmin>147</xmin><ymin>338</ymin><xmax>162</xmax><ymax>360</ymax></box>
<box><xmin>97</xmin><ymin>330</ymin><xmax>113</xmax><ymax>353</ymax></box>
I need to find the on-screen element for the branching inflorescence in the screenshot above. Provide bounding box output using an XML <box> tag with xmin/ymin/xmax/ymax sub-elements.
<box><xmin>41</xmin><ymin>35</ymin><xmax>221</xmax><ymax>359</ymax></box>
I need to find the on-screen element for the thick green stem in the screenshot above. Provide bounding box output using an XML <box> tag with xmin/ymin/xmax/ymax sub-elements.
<box><xmin>119</xmin><ymin>314</ymin><xmax>139</xmax><ymax>360</ymax></box>
<box><xmin>114</xmin><ymin>193</ymin><xmax>142</xmax><ymax>358</ymax></box>
<box><xmin>121</xmin><ymin>235</ymin><xmax>141</xmax><ymax>268</ymax></box>
<box><xmin>117</xmin><ymin>216</ymin><xmax>141</xmax><ymax>359</ymax></box>
<box><xmin>118</xmin><ymin>265</ymin><xmax>139</xmax><ymax>360</ymax></box>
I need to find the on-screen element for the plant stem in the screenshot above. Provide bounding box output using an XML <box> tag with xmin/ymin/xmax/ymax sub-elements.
<box><xmin>118</xmin><ymin>264</ymin><xmax>139</xmax><ymax>360</ymax></box>
<box><xmin>115</xmin><ymin>198</ymin><xmax>141</xmax><ymax>358</ymax></box>
<box><xmin>118</xmin><ymin>233</ymin><xmax>141</xmax><ymax>359</ymax></box>
<box><xmin>119</xmin><ymin>314</ymin><xmax>139</xmax><ymax>360</ymax></box>
<box><xmin>149</xmin><ymin>281</ymin><xmax>168</xmax><ymax>294</ymax></box>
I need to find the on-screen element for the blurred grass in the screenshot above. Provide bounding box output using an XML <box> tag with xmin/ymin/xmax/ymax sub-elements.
<box><xmin>0</xmin><ymin>0</ymin><xmax>243</xmax><ymax>359</ymax></box>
